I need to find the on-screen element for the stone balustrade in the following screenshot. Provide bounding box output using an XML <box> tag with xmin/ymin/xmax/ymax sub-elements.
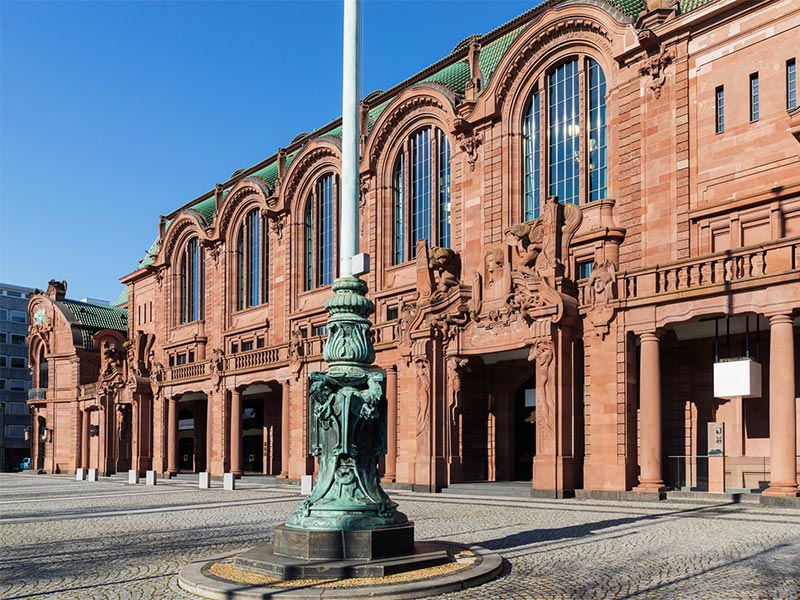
<box><xmin>227</xmin><ymin>345</ymin><xmax>285</xmax><ymax>372</ymax></box>
<box><xmin>78</xmin><ymin>383</ymin><xmax>97</xmax><ymax>399</ymax></box>
<box><xmin>578</xmin><ymin>236</ymin><xmax>800</xmax><ymax>308</ymax></box>
<box><xmin>165</xmin><ymin>361</ymin><xmax>208</xmax><ymax>382</ymax></box>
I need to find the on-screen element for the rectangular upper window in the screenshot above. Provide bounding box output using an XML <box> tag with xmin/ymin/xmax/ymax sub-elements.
<box><xmin>0</xmin><ymin>333</ymin><xmax>5</xmax><ymax>343</ymax></box>
<box><xmin>749</xmin><ymin>73</ymin><xmax>759</xmax><ymax>122</ymax></box>
<box><xmin>788</xmin><ymin>59</ymin><xmax>797</xmax><ymax>110</ymax></box>
<box><xmin>10</xmin><ymin>310</ymin><xmax>27</xmax><ymax>324</ymax></box>
<box><xmin>10</xmin><ymin>379</ymin><xmax>27</xmax><ymax>391</ymax></box>
<box><xmin>11</xmin><ymin>357</ymin><xmax>25</xmax><ymax>369</ymax></box>
<box><xmin>176</xmin><ymin>353</ymin><xmax>187</xmax><ymax>365</ymax></box>
<box><xmin>0</xmin><ymin>379</ymin><xmax>5</xmax><ymax>390</ymax></box>
<box><xmin>241</xmin><ymin>340</ymin><xmax>254</xmax><ymax>352</ymax></box>
<box><xmin>0</xmin><ymin>356</ymin><xmax>6</xmax><ymax>367</ymax></box>
<box><xmin>576</xmin><ymin>261</ymin><xmax>594</xmax><ymax>280</ymax></box>
<box><xmin>312</xmin><ymin>325</ymin><xmax>327</xmax><ymax>337</ymax></box>
<box><xmin>715</xmin><ymin>86</ymin><xmax>725</xmax><ymax>133</ymax></box>
<box><xmin>11</xmin><ymin>334</ymin><xmax>26</xmax><ymax>346</ymax></box>
<box><xmin>0</xmin><ymin>309</ymin><xmax>7</xmax><ymax>321</ymax></box>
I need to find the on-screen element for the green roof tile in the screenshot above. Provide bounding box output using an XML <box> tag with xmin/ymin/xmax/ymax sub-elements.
<box><xmin>113</xmin><ymin>288</ymin><xmax>128</xmax><ymax>307</ymax></box>
<box><xmin>138</xmin><ymin>238</ymin><xmax>160</xmax><ymax>268</ymax></box>
<box><xmin>679</xmin><ymin>0</ymin><xmax>713</xmax><ymax>13</ymax></box>
<box><xmin>422</xmin><ymin>60</ymin><xmax>471</xmax><ymax>92</ymax></box>
<box><xmin>62</xmin><ymin>299</ymin><xmax>128</xmax><ymax>333</ymax></box>
<box><xmin>192</xmin><ymin>196</ymin><xmax>217</xmax><ymax>224</ymax></box>
<box><xmin>481</xmin><ymin>24</ymin><xmax>527</xmax><ymax>87</ymax></box>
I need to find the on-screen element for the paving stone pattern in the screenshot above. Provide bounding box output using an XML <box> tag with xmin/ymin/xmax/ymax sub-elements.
<box><xmin>1</xmin><ymin>474</ymin><xmax>799</xmax><ymax>600</ymax></box>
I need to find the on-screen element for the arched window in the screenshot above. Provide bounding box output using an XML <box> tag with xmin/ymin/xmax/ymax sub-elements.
<box><xmin>392</xmin><ymin>126</ymin><xmax>451</xmax><ymax>264</ymax></box>
<box><xmin>523</xmin><ymin>57</ymin><xmax>607</xmax><ymax>220</ymax></box>
<box><xmin>304</xmin><ymin>173</ymin><xmax>338</xmax><ymax>290</ymax></box>
<box><xmin>236</xmin><ymin>208</ymin><xmax>268</xmax><ymax>310</ymax></box>
<box><xmin>179</xmin><ymin>237</ymin><xmax>203</xmax><ymax>323</ymax></box>
<box><xmin>38</xmin><ymin>347</ymin><xmax>48</xmax><ymax>389</ymax></box>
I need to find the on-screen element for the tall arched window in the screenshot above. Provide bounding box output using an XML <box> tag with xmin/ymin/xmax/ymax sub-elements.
<box><xmin>304</xmin><ymin>173</ymin><xmax>338</xmax><ymax>290</ymax></box>
<box><xmin>392</xmin><ymin>126</ymin><xmax>451</xmax><ymax>264</ymax></box>
<box><xmin>179</xmin><ymin>237</ymin><xmax>203</xmax><ymax>323</ymax></box>
<box><xmin>236</xmin><ymin>208</ymin><xmax>269</xmax><ymax>310</ymax></box>
<box><xmin>38</xmin><ymin>347</ymin><xmax>48</xmax><ymax>389</ymax></box>
<box><xmin>523</xmin><ymin>57</ymin><xmax>607</xmax><ymax>220</ymax></box>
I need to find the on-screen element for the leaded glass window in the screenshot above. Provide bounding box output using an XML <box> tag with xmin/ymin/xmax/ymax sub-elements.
<box><xmin>304</xmin><ymin>173</ymin><xmax>338</xmax><ymax>290</ymax></box>
<box><xmin>179</xmin><ymin>237</ymin><xmax>203</xmax><ymax>323</ymax></box>
<box><xmin>236</xmin><ymin>208</ymin><xmax>268</xmax><ymax>310</ymax></box>
<box><xmin>392</xmin><ymin>126</ymin><xmax>451</xmax><ymax>263</ymax></box>
<box><xmin>522</xmin><ymin>56</ymin><xmax>608</xmax><ymax>219</ymax></box>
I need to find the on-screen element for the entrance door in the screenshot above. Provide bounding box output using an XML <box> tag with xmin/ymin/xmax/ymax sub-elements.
<box><xmin>242</xmin><ymin>398</ymin><xmax>264</xmax><ymax>473</ymax></box>
<box><xmin>514</xmin><ymin>377</ymin><xmax>536</xmax><ymax>481</ymax></box>
<box><xmin>178</xmin><ymin>437</ymin><xmax>194</xmax><ymax>471</ymax></box>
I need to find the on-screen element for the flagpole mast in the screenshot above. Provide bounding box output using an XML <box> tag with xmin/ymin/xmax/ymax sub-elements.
<box><xmin>340</xmin><ymin>0</ymin><xmax>360</xmax><ymax>277</ymax></box>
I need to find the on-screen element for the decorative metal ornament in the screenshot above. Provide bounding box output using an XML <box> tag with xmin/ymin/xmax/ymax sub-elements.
<box><xmin>284</xmin><ymin>276</ymin><xmax>408</xmax><ymax>531</ymax></box>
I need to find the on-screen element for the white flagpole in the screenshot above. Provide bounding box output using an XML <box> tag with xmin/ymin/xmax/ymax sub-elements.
<box><xmin>340</xmin><ymin>0</ymin><xmax>360</xmax><ymax>278</ymax></box>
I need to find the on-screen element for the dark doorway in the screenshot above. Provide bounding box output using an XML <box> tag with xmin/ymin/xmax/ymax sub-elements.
<box><xmin>242</xmin><ymin>397</ymin><xmax>264</xmax><ymax>473</ymax></box>
<box><xmin>178</xmin><ymin>408</ymin><xmax>195</xmax><ymax>472</ymax></box>
<box><xmin>514</xmin><ymin>377</ymin><xmax>536</xmax><ymax>481</ymax></box>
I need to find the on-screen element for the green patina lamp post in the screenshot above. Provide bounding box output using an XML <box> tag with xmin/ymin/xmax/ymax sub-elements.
<box><xmin>284</xmin><ymin>276</ymin><xmax>408</xmax><ymax>532</ymax></box>
<box><xmin>269</xmin><ymin>0</ymin><xmax>414</xmax><ymax>563</ymax></box>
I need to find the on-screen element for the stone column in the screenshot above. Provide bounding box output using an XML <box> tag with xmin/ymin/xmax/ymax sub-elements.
<box><xmin>81</xmin><ymin>409</ymin><xmax>90</xmax><ymax>470</ymax></box>
<box><xmin>764</xmin><ymin>315</ymin><xmax>799</xmax><ymax>497</ymax></box>
<box><xmin>167</xmin><ymin>397</ymin><xmax>178</xmax><ymax>475</ymax></box>
<box><xmin>230</xmin><ymin>389</ymin><xmax>242</xmax><ymax>475</ymax></box>
<box><xmin>206</xmin><ymin>396</ymin><xmax>214</xmax><ymax>473</ymax></box>
<box><xmin>280</xmin><ymin>381</ymin><xmax>290</xmax><ymax>478</ymax></box>
<box><xmin>385</xmin><ymin>366</ymin><xmax>398</xmax><ymax>482</ymax></box>
<box><xmin>635</xmin><ymin>332</ymin><xmax>667</xmax><ymax>492</ymax></box>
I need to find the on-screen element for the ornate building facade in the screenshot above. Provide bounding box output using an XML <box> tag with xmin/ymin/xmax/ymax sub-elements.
<box><xmin>29</xmin><ymin>0</ymin><xmax>800</xmax><ymax>498</ymax></box>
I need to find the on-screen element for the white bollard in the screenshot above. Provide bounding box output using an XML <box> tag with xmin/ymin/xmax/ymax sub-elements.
<box><xmin>301</xmin><ymin>475</ymin><xmax>313</xmax><ymax>496</ymax></box>
<box><xmin>199</xmin><ymin>472</ymin><xmax>211</xmax><ymax>489</ymax></box>
<box><xmin>128</xmin><ymin>469</ymin><xmax>140</xmax><ymax>484</ymax></box>
<box><xmin>76</xmin><ymin>468</ymin><xmax>85</xmax><ymax>481</ymax></box>
<box><xmin>87</xmin><ymin>468</ymin><xmax>98</xmax><ymax>482</ymax></box>
<box><xmin>223</xmin><ymin>472</ymin><xmax>236</xmax><ymax>490</ymax></box>
<box><xmin>145</xmin><ymin>470</ymin><xmax>157</xmax><ymax>486</ymax></box>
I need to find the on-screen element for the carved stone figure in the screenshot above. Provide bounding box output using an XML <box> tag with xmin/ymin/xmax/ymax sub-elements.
<box><xmin>428</xmin><ymin>247</ymin><xmax>461</xmax><ymax>299</ymax></box>
<box><xmin>209</xmin><ymin>347</ymin><xmax>225</xmax><ymax>389</ymax></box>
<box><xmin>529</xmin><ymin>339</ymin><xmax>555</xmax><ymax>451</ymax></box>
<box><xmin>506</xmin><ymin>222</ymin><xmax>543</xmax><ymax>275</ymax></box>
<box><xmin>414</xmin><ymin>357</ymin><xmax>431</xmax><ymax>453</ymax></box>
<box><xmin>587</xmin><ymin>260</ymin><xmax>617</xmax><ymax>339</ymax></box>
<box><xmin>483</xmin><ymin>246</ymin><xmax>511</xmax><ymax>301</ymax></box>
<box><xmin>149</xmin><ymin>361</ymin><xmax>164</xmax><ymax>397</ymax></box>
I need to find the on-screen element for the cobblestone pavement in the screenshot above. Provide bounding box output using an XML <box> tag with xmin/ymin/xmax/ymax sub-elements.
<box><xmin>1</xmin><ymin>474</ymin><xmax>799</xmax><ymax>600</ymax></box>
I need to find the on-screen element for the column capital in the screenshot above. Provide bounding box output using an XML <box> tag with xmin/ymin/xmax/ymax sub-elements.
<box><xmin>768</xmin><ymin>314</ymin><xmax>794</xmax><ymax>327</ymax></box>
<box><xmin>639</xmin><ymin>331</ymin><xmax>662</xmax><ymax>344</ymax></box>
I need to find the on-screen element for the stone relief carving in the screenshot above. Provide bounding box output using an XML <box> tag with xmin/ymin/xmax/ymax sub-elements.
<box><xmin>446</xmin><ymin>356</ymin><xmax>469</xmax><ymax>431</ymax></box>
<box><xmin>288</xmin><ymin>325</ymin><xmax>305</xmax><ymax>380</ymax></box>
<box><xmin>586</xmin><ymin>260</ymin><xmax>616</xmax><ymax>339</ymax></box>
<box><xmin>639</xmin><ymin>48</ymin><xmax>674</xmax><ymax>99</ymax></box>
<box><xmin>457</xmin><ymin>130</ymin><xmax>482</xmax><ymax>171</ymax></box>
<box><xmin>528</xmin><ymin>338</ymin><xmax>555</xmax><ymax>450</ymax></box>
<box><xmin>483</xmin><ymin>246</ymin><xmax>512</xmax><ymax>301</ymax></box>
<box><xmin>209</xmin><ymin>347</ymin><xmax>225</xmax><ymax>390</ymax></box>
<box><xmin>149</xmin><ymin>361</ymin><xmax>164</xmax><ymax>398</ymax></box>
<box><xmin>414</xmin><ymin>356</ymin><xmax>431</xmax><ymax>455</ymax></box>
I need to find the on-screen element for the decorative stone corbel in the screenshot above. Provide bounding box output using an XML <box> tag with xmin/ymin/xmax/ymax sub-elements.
<box><xmin>458</xmin><ymin>130</ymin><xmax>482</xmax><ymax>172</ymax></box>
<box><xmin>639</xmin><ymin>48</ymin><xmax>674</xmax><ymax>99</ymax></box>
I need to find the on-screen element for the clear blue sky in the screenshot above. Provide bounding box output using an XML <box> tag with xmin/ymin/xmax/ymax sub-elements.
<box><xmin>1</xmin><ymin>0</ymin><xmax>534</xmax><ymax>303</ymax></box>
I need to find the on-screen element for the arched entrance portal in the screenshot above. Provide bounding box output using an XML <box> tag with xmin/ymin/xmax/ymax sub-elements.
<box><xmin>458</xmin><ymin>353</ymin><xmax>536</xmax><ymax>483</ymax></box>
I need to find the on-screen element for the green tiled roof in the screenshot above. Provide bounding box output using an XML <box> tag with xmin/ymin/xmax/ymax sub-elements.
<box><xmin>192</xmin><ymin>196</ymin><xmax>216</xmax><ymax>224</ymax></box>
<box><xmin>113</xmin><ymin>288</ymin><xmax>128</xmax><ymax>307</ymax></box>
<box><xmin>138</xmin><ymin>238</ymin><xmax>160</xmax><ymax>268</ymax></box>
<box><xmin>62</xmin><ymin>299</ymin><xmax>128</xmax><ymax>332</ymax></box>
<box><xmin>481</xmin><ymin>25</ymin><xmax>527</xmax><ymax>87</ymax></box>
<box><xmin>423</xmin><ymin>60</ymin><xmax>471</xmax><ymax>91</ymax></box>
<box><xmin>679</xmin><ymin>0</ymin><xmax>713</xmax><ymax>13</ymax></box>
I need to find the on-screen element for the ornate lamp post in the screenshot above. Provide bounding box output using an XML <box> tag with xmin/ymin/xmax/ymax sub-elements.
<box><xmin>270</xmin><ymin>0</ymin><xmax>414</xmax><ymax>562</ymax></box>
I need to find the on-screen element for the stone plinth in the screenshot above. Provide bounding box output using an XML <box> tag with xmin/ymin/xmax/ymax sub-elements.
<box><xmin>234</xmin><ymin>539</ymin><xmax>449</xmax><ymax>580</ymax></box>
<box><xmin>272</xmin><ymin>523</ymin><xmax>414</xmax><ymax>561</ymax></box>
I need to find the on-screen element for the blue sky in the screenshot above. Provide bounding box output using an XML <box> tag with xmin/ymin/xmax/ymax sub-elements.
<box><xmin>1</xmin><ymin>0</ymin><xmax>535</xmax><ymax>303</ymax></box>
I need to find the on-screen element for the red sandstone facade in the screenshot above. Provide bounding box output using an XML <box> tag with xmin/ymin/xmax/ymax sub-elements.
<box><xmin>29</xmin><ymin>0</ymin><xmax>800</xmax><ymax>498</ymax></box>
